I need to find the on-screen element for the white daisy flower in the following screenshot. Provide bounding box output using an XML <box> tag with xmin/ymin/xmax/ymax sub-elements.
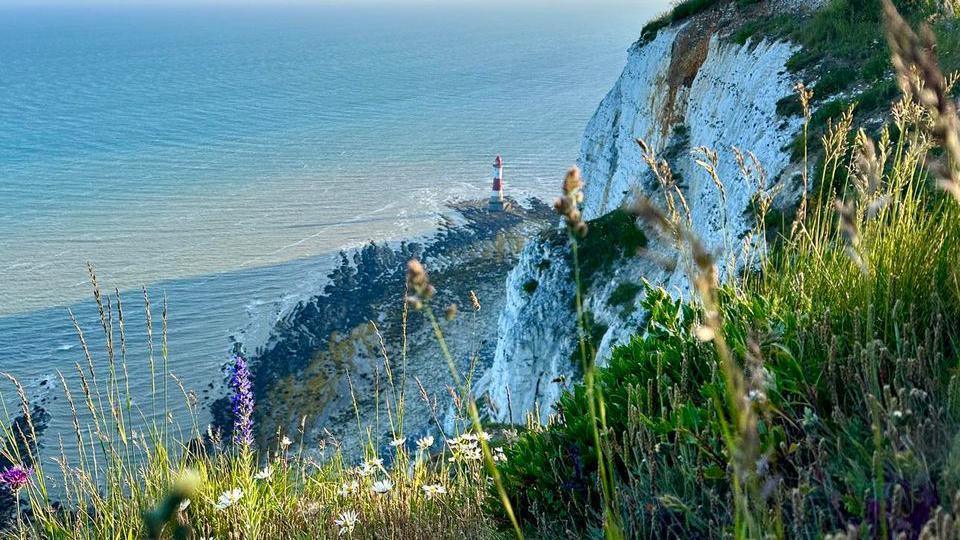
<box><xmin>213</xmin><ymin>488</ymin><xmax>243</xmax><ymax>510</ymax></box>
<box><xmin>335</xmin><ymin>509</ymin><xmax>359</xmax><ymax>536</ymax></box>
<box><xmin>338</xmin><ymin>480</ymin><xmax>359</xmax><ymax>497</ymax></box>
<box><xmin>416</xmin><ymin>435</ymin><xmax>435</xmax><ymax>450</ymax></box>
<box><xmin>254</xmin><ymin>465</ymin><xmax>273</xmax><ymax>480</ymax></box>
<box><xmin>389</xmin><ymin>437</ymin><xmax>407</xmax><ymax>448</ymax></box>
<box><xmin>280</xmin><ymin>436</ymin><xmax>293</xmax><ymax>448</ymax></box>
<box><xmin>358</xmin><ymin>457</ymin><xmax>384</xmax><ymax>477</ymax></box>
<box><xmin>371</xmin><ymin>479</ymin><xmax>393</xmax><ymax>494</ymax></box>
<box><xmin>422</xmin><ymin>483</ymin><xmax>447</xmax><ymax>499</ymax></box>
<box><xmin>464</xmin><ymin>446</ymin><xmax>483</xmax><ymax>461</ymax></box>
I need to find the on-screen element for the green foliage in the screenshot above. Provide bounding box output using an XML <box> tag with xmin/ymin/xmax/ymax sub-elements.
<box><xmin>607</xmin><ymin>282</ymin><xmax>642</xmax><ymax>318</ymax></box>
<box><xmin>501</xmin><ymin>286</ymin><xmax>723</xmax><ymax>530</ymax></box>
<box><xmin>576</xmin><ymin>208</ymin><xmax>647</xmax><ymax>291</ymax></box>
<box><xmin>522</xmin><ymin>279</ymin><xmax>539</xmax><ymax>295</ymax></box>
<box><xmin>640</xmin><ymin>0</ymin><xmax>722</xmax><ymax>43</ymax></box>
<box><xmin>639</xmin><ymin>15</ymin><xmax>672</xmax><ymax>44</ymax></box>
<box><xmin>756</xmin><ymin>0</ymin><xmax>952</xmax><ymax>151</ymax></box>
<box><xmin>671</xmin><ymin>0</ymin><xmax>721</xmax><ymax>20</ymax></box>
<box><xmin>501</xmin><ymin>76</ymin><xmax>960</xmax><ymax>537</ymax></box>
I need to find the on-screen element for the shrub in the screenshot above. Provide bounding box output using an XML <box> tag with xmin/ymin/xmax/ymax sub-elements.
<box><xmin>607</xmin><ymin>282</ymin><xmax>642</xmax><ymax>317</ymax></box>
<box><xmin>522</xmin><ymin>279</ymin><xmax>539</xmax><ymax>295</ymax></box>
<box><xmin>575</xmin><ymin>208</ymin><xmax>647</xmax><ymax>291</ymax></box>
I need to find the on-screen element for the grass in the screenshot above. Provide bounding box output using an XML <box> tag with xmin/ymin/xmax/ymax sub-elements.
<box><xmin>0</xmin><ymin>277</ymin><xmax>504</xmax><ymax>539</ymax></box>
<box><xmin>737</xmin><ymin>0</ymin><xmax>960</xmax><ymax>161</ymax></box>
<box><xmin>640</xmin><ymin>0</ymin><xmax>762</xmax><ymax>44</ymax></box>
<box><xmin>497</xmin><ymin>93</ymin><xmax>960</xmax><ymax>538</ymax></box>
<box><xmin>3</xmin><ymin>2</ymin><xmax>960</xmax><ymax>539</ymax></box>
<box><xmin>640</xmin><ymin>0</ymin><xmax>721</xmax><ymax>43</ymax></box>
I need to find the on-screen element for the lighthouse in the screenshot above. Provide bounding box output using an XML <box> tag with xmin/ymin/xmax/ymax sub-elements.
<box><xmin>489</xmin><ymin>154</ymin><xmax>507</xmax><ymax>211</ymax></box>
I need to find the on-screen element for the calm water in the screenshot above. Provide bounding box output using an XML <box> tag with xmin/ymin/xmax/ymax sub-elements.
<box><xmin>0</xmin><ymin>1</ymin><xmax>662</xmax><ymax>451</ymax></box>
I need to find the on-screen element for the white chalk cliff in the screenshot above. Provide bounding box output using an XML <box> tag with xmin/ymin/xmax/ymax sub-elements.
<box><xmin>479</xmin><ymin>6</ymin><xmax>810</xmax><ymax>423</ymax></box>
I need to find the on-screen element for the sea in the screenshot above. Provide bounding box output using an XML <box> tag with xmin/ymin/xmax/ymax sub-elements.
<box><xmin>0</xmin><ymin>1</ymin><xmax>664</xmax><ymax>454</ymax></box>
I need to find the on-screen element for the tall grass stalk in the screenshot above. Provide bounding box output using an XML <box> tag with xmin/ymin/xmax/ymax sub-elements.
<box><xmin>554</xmin><ymin>166</ymin><xmax>624</xmax><ymax>540</ymax></box>
<box><xmin>404</xmin><ymin>260</ymin><xmax>524</xmax><ymax>539</ymax></box>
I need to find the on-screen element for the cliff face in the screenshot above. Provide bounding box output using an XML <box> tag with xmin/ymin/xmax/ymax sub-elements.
<box><xmin>479</xmin><ymin>6</ymin><xmax>808</xmax><ymax>423</ymax></box>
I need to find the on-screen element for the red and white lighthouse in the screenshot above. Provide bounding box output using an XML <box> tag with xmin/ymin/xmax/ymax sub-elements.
<box><xmin>489</xmin><ymin>154</ymin><xmax>505</xmax><ymax>211</ymax></box>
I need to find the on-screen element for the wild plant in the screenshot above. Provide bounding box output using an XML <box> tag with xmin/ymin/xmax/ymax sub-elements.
<box><xmin>402</xmin><ymin>259</ymin><xmax>523</xmax><ymax>539</ymax></box>
<box><xmin>0</xmin><ymin>271</ymin><xmax>504</xmax><ymax>539</ymax></box>
<box><xmin>554</xmin><ymin>166</ymin><xmax>624</xmax><ymax>540</ymax></box>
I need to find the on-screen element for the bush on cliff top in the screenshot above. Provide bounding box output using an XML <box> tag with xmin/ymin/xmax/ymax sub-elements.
<box><xmin>640</xmin><ymin>0</ymin><xmax>763</xmax><ymax>44</ymax></box>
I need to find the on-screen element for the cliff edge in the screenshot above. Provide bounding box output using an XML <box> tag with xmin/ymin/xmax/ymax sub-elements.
<box><xmin>479</xmin><ymin>0</ymin><xmax>823</xmax><ymax>423</ymax></box>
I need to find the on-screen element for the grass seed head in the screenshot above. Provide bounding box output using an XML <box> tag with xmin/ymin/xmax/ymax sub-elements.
<box><xmin>555</xmin><ymin>167</ymin><xmax>588</xmax><ymax>237</ymax></box>
<box><xmin>405</xmin><ymin>259</ymin><xmax>435</xmax><ymax>309</ymax></box>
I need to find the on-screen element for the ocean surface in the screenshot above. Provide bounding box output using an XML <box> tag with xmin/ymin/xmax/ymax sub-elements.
<box><xmin>0</xmin><ymin>1</ymin><xmax>663</xmax><ymax>450</ymax></box>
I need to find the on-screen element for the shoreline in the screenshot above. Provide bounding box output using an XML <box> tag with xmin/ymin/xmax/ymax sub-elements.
<box><xmin>210</xmin><ymin>198</ymin><xmax>555</xmax><ymax>460</ymax></box>
<box><xmin>0</xmin><ymin>197</ymin><xmax>551</xmax><ymax>484</ymax></box>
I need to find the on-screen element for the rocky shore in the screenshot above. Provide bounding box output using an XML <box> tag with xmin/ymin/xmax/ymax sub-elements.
<box><xmin>210</xmin><ymin>198</ymin><xmax>555</xmax><ymax>461</ymax></box>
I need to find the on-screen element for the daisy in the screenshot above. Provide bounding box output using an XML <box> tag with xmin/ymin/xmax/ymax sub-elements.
<box><xmin>338</xmin><ymin>480</ymin><xmax>359</xmax><ymax>497</ymax></box>
<box><xmin>359</xmin><ymin>457</ymin><xmax>384</xmax><ymax>476</ymax></box>
<box><xmin>422</xmin><ymin>484</ymin><xmax>447</xmax><ymax>499</ymax></box>
<box><xmin>254</xmin><ymin>465</ymin><xmax>273</xmax><ymax>480</ymax></box>
<box><xmin>416</xmin><ymin>435</ymin><xmax>435</xmax><ymax>450</ymax></box>
<box><xmin>335</xmin><ymin>509</ymin><xmax>359</xmax><ymax>536</ymax></box>
<box><xmin>464</xmin><ymin>446</ymin><xmax>483</xmax><ymax>461</ymax></box>
<box><xmin>389</xmin><ymin>437</ymin><xmax>406</xmax><ymax>448</ymax></box>
<box><xmin>214</xmin><ymin>488</ymin><xmax>243</xmax><ymax>510</ymax></box>
<box><xmin>371</xmin><ymin>479</ymin><xmax>393</xmax><ymax>494</ymax></box>
<box><xmin>280</xmin><ymin>436</ymin><xmax>293</xmax><ymax>449</ymax></box>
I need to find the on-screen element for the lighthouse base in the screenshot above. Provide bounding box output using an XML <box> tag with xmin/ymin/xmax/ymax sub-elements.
<box><xmin>489</xmin><ymin>197</ymin><xmax>510</xmax><ymax>212</ymax></box>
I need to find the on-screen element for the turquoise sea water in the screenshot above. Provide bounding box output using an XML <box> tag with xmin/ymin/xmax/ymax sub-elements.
<box><xmin>0</xmin><ymin>2</ymin><xmax>662</xmax><ymax>448</ymax></box>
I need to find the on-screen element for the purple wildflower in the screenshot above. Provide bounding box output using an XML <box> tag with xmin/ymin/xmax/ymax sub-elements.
<box><xmin>0</xmin><ymin>465</ymin><xmax>31</xmax><ymax>492</ymax></box>
<box><xmin>229</xmin><ymin>354</ymin><xmax>254</xmax><ymax>447</ymax></box>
